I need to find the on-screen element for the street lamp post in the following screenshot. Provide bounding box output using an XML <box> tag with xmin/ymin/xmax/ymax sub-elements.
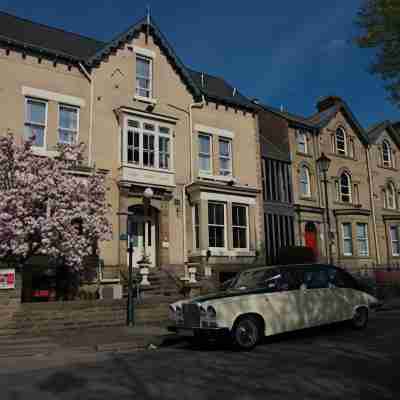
<box><xmin>317</xmin><ymin>153</ymin><xmax>332</xmax><ymax>264</ymax></box>
<box><xmin>117</xmin><ymin>211</ymin><xmax>135</xmax><ymax>326</ymax></box>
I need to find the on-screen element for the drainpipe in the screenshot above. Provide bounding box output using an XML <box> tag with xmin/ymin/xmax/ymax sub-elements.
<box><xmin>366</xmin><ymin>145</ymin><xmax>380</xmax><ymax>264</ymax></box>
<box><xmin>78</xmin><ymin>63</ymin><xmax>94</xmax><ymax>167</ymax></box>
<box><xmin>182</xmin><ymin>95</ymin><xmax>205</xmax><ymax>267</ymax></box>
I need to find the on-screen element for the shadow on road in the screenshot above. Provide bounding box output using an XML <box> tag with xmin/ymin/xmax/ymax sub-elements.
<box><xmin>167</xmin><ymin>320</ymin><xmax>353</xmax><ymax>352</ymax></box>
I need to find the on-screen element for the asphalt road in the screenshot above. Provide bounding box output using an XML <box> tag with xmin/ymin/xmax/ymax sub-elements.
<box><xmin>1</xmin><ymin>310</ymin><xmax>399</xmax><ymax>400</ymax></box>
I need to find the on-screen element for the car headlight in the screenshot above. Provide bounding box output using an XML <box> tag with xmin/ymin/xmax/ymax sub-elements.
<box><xmin>207</xmin><ymin>306</ymin><xmax>216</xmax><ymax>320</ymax></box>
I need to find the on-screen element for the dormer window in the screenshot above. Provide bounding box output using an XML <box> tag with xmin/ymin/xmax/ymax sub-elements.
<box><xmin>336</xmin><ymin>128</ymin><xmax>347</xmax><ymax>155</ymax></box>
<box><xmin>136</xmin><ymin>55</ymin><xmax>152</xmax><ymax>99</ymax></box>
<box><xmin>382</xmin><ymin>140</ymin><xmax>392</xmax><ymax>167</ymax></box>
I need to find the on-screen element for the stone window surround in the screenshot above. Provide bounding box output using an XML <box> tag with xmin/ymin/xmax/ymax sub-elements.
<box><xmin>195</xmin><ymin>123</ymin><xmax>235</xmax><ymax>181</ymax></box>
<box><xmin>121</xmin><ymin>115</ymin><xmax>174</xmax><ymax>172</ymax></box>
<box><xmin>190</xmin><ymin>191</ymin><xmax>255</xmax><ymax>257</ymax></box>
<box><xmin>133</xmin><ymin>46</ymin><xmax>157</xmax><ymax>104</ymax></box>
<box><xmin>338</xmin><ymin>220</ymin><xmax>371</xmax><ymax>259</ymax></box>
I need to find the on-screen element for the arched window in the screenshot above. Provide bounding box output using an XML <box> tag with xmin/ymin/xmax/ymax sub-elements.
<box><xmin>300</xmin><ymin>166</ymin><xmax>311</xmax><ymax>197</ymax></box>
<box><xmin>387</xmin><ymin>182</ymin><xmax>396</xmax><ymax>209</ymax></box>
<box><xmin>382</xmin><ymin>140</ymin><xmax>392</xmax><ymax>167</ymax></box>
<box><xmin>297</xmin><ymin>130</ymin><xmax>307</xmax><ymax>154</ymax></box>
<box><xmin>336</xmin><ymin>128</ymin><xmax>347</xmax><ymax>155</ymax></box>
<box><xmin>340</xmin><ymin>172</ymin><xmax>352</xmax><ymax>203</ymax></box>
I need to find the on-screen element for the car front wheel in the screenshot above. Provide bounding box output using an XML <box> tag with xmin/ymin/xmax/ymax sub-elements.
<box><xmin>231</xmin><ymin>316</ymin><xmax>261</xmax><ymax>350</ymax></box>
<box><xmin>351</xmin><ymin>307</ymin><xmax>368</xmax><ymax>330</ymax></box>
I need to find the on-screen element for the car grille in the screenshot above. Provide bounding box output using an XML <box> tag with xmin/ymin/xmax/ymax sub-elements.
<box><xmin>183</xmin><ymin>303</ymin><xmax>200</xmax><ymax>328</ymax></box>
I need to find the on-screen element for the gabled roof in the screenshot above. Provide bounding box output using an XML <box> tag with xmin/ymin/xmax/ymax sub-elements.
<box><xmin>0</xmin><ymin>11</ymin><xmax>105</xmax><ymax>61</ymax></box>
<box><xmin>307</xmin><ymin>99</ymin><xmax>369</xmax><ymax>145</ymax></box>
<box><xmin>367</xmin><ymin>120</ymin><xmax>400</xmax><ymax>148</ymax></box>
<box><xmin>86</xmin><ymin>17</ymin><xmax>202</xmax><ymax>99</ymax></box>
<box><xmin>0</xmin><ymin>11</ymin><xmax>257</xmax><ymax>110</ymax></box>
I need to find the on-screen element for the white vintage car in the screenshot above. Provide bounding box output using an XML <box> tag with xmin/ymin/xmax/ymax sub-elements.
<box><xmin>168</xmin><ymin>264</ymin><xmax>379</xmax><ymax>350</ymax></box>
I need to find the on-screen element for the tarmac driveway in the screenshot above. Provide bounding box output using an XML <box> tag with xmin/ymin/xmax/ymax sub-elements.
<box><xmin>0</xmin><ymin>310</ymin><xmax>399</xmax><ymax>400</ymax></box>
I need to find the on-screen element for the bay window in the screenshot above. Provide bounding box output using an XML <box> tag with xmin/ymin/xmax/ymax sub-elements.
<box><xmin>58</xmin><ymin>105</ymin><xmax>79</xmax><ymax>144</ymax></box>
<box><xmin>208</xmin><ymin>202</ymin><xmax>225</xmax><ymax>248</ymax></box>
<box><xmin>232</xmin><ymin>204</ymin><xmax>248</xmax><ymax>249</ymax></box>
<box><xmin>390</xmin><ymin>225</ymin><xmax>400</xmax><ymax>256</ymax></box>
<box><xmin>124</xmin><ymin>118</ymin><xmax>172</xmax><ymax>170</ymax></box>
<box><xmin>342</xmin><ymin>223</ymin><xmax>353</xmax><ymax>256</ymax></box>
<box><xmin>25</xmin><ymin>98</ymin><xmax>47</xmax><ymax>147</ymax></box>
<box><xmin>356</xmin><ymin>223</ymin><xmax>369</xmax><ymax>257</ymax></box>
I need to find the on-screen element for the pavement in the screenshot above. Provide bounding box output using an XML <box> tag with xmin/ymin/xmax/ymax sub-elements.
<box><xmin>1</xmin><ymin>307</ymin><xmax>400</xmax><ymax>399</ymax></box>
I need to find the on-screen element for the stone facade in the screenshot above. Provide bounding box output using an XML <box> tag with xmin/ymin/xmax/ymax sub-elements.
<box><xmin>0</xmin><ymin>15</ymin><xmax>263</xmax><ymax>294</ymax></box>
<box><xmin>367</xmin><ymin>123</ymin><xmax>400</xmax><ymax>265</ymax></box>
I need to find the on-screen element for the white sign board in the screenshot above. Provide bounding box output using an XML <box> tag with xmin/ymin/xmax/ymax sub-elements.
<box><xmin>0</xmin><ymin>269</ymin><xmax>15</xmax><ymax>289</ymax></box>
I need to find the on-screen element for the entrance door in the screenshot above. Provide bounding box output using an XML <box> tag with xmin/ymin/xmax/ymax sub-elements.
<box><xmin>128</xmin><ymin>216</ymin><xmax>156</xmax><ymax>268</ymax></box>
<box><xmin>305</xmin><ymin>222</ymin><xmax>318</xmax><ymax>257</ymax></box>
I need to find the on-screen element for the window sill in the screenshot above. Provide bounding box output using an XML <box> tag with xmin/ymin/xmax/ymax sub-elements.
<box><xmin>32</xmin><ymin>147</ymin><xmax>59</xmax><ymax>158</ymax></box>
<box><xmin>134</xmin><ymin>95</ymin><xmax>157</xmax><ymax>105</ymax></box>
<box><xmin>328</xmin><ymin>152</ymin><xmax>356</xmax><ymax>161</ymax></box>
<box><xmin>198</xmin><ymin>173</ymin><xmax>236</xmax><ymax>183</ymax></box>
<box><xmin>299</xmin><ymin>196</ymin><xmax>316</xmax><ymax>202</ymax></box>
<box><xmin>121</xmin><ymin>163</ymin><xmax>175</xmax><ymax>174</ymax></box>
<box><xmin>296</xmin><ymin>151</ymin><xmax>312</xmax><ymax>158</ymax></box>
<box><xmin>190</xmin><ymin>249</ymin><xmax>256</xmax><ymax>257</ymax></box>
<box><xmin>379</xmin><ymin>165</ymin><xmax>397</xmax><ymax>171</ymax></box>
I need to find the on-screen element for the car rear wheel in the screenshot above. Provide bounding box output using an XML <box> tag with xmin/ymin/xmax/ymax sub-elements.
<box><xmin>351</xmin><ymin>307</ymin><xmax>368</xmax><ymax>330</ymax></box>
<box><xmin>231</xmin><ymin>316</ymin><xmax>261</xmax><ymax>351</ymax></box>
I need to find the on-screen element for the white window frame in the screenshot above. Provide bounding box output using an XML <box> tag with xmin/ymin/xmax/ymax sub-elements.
<box><xmin>336</xmin><ymin>127</ymin><xmax>347</xmax><ymax>155</ymax></box>
<box><xmin>207</xmin><ymin>202</ymin><xmax>227</xmax><ymax>250</ymax></box>
<box><xmin>297</xmin><ymin>130</ymin><xmax>307</xmax><ymax>154</ymax></box>
<box><xmin>340</xmin><ymin>172</ymin><xmax>352</xmax><ymax>203</ymax></box>
<box><xmin>198</xmin><ymin>133</ymin><xmax>213</xmax><ymax>175</ymax></box>
<box><xmin>24</xmin><ymin>97</ymin><xmax>48</xmax><ymax>148</ymax></box>
<box><xmin>135</xmin><ymin>55</ymin><xmax>153</xmax><ymax>100</ymax></box>
<box><xmin>123</xmin><ymin>117</ymin><xmax>173</xmax><ymax>171</ymax></box>
<box><xmin>300</xmin><ymin>166</ymin><xmax>311</xmax><ymax>197</ymax></box>
<box><xmin>382</xmin><ymin>140</ymin><xmax>392</xmax><ymax>167</ymax></box>
<box><xmin>232</xmin><ymin>204</ymin><xmax>249</xmax><ymax>250</ymax></box>
<box><xmin>356</xmin><ymin>223</ymin><xmax>369</xmax><ymax>257</ymax></box>
<box><xmin>342</xmin><ymin>223</ymin><xmax>353</xmax><ymax>256</ymax></box>
<box><xmin>192</xmin><ymin>203</ymin><xmax>200</xmax><ymax>250</ymax></box>
<box><xmin>58</xmin><ymin>104</ymin><xmax>79</xmax><ymax>145</ymax></box>
<box><xmin>390</xmin><ymin>225</ymin><xmax>400</xmax><ymax>256</ymax></box>
<box><xmin>218</xmin><ymin>137</ymin><xmax>232</xmax><ymax>176</ymax></box>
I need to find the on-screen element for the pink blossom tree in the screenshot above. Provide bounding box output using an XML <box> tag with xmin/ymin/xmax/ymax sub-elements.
<box><xmin>0</xmin><ymin>132</ymin><xmax>112</xmax><ymax>275</ymax></box>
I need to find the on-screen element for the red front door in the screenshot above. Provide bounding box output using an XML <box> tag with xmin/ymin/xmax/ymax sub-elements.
<box><xmin>305</xmin><ymin>222</ymin><xmax>318</xmax><ymax>257</ymax></box>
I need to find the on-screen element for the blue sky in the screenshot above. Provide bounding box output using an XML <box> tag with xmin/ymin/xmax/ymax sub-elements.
<box><xmin>0</xmin><ymin>0</ymin><xmax>398</xmax><ymax>127</ymax></box>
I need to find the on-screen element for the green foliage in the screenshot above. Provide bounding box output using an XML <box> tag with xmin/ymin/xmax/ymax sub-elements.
<box><xmin>355</xmin><ymin>0</ymin><xmax>400</xmax><ymax>105</ymax></box>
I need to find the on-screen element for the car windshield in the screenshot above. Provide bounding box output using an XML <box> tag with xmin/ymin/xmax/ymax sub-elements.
<box><xmin>230</xmin><ymin>268</ymin><xmax>281</xmax><ymax>290</ymax></box>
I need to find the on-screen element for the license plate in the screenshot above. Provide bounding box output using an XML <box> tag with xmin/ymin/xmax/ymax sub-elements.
<box><xmin>177</xmin><ymin>328</ymin><xmax>195</xmax><ymax>337</ymax></box>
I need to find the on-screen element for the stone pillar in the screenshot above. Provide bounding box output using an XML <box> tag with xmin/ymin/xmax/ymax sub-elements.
<box><xmin>226</xmin><ymin>202</ymin><xmax>233</xmax><ymax>250</ymax></box>
<box><xmin>159</xmin><ymin>198</ymin><xmax>170</xmax><ymax>265</ymax></box>
<box><xmin>249</xmin><ymin>204</ymin><xmax>257</xmax><ymax>251</ymax></box>
<box><xmin>199</xmin><ymin>199</ymin><xmax>209</xmax><ymax>252</ymax></box>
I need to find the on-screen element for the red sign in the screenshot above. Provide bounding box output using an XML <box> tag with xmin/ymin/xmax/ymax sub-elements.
<box><xmin>0</xmin><ymin>269</ymin><xmax>15</xmax><ymax>289</ymax></box>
